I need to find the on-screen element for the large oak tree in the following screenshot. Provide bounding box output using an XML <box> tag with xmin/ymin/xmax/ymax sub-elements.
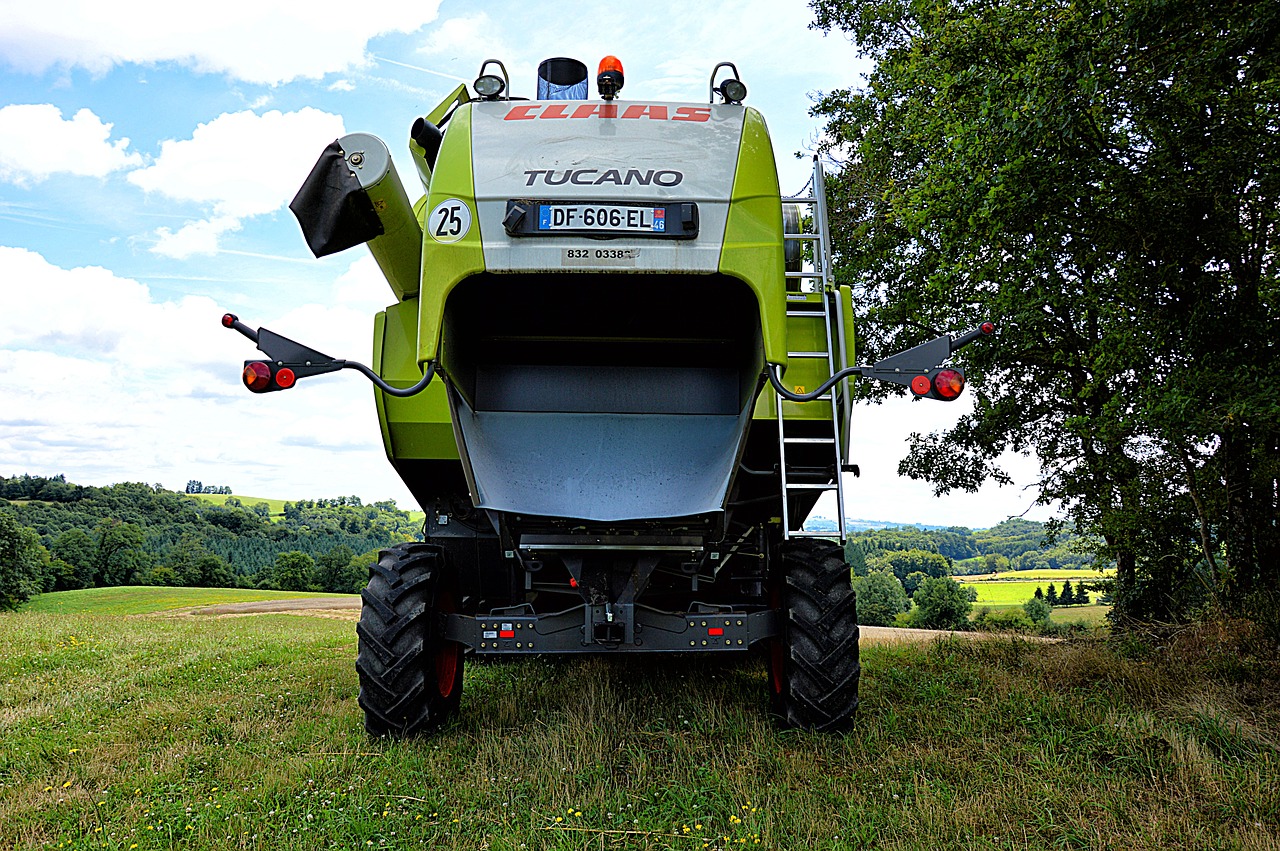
<box><xmin>810</xmin><ymin>0</ymin><xmax>1278</xmax><ymax>621</ymax></box>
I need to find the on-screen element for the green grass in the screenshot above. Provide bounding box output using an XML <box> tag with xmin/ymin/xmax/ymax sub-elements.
<box><xmin>1049</xmin><ymin>604</ymin><xmax>1112</xmax><ymax>626</ymax></box>
<box><xmin>20</xmin><ymin>586</ymin><xmax>353</xmax><ymax>616</ymax></box>
<box><xmin>960</xmin><ymin>567</ymin><xmax>1115</xmax><ymax>582</ymax></box>
<box><xmin>190</xmin><ymin>493</ymin><xmax>426</xmax><ymax>527</ymax></box>
<box><xmin>958</xmin><ymin>580</ymin><xmax>1048</xmax><ymax>606</ymax></box>
<box><xmin>189</xmin><ymin>493</ymin><xmax>289</xmax><ymax>515</ymax></box>
<box><xmin>2</xmin><ymin>590</ymin><xmax>1277</xmax><ymax>850</ymax></box>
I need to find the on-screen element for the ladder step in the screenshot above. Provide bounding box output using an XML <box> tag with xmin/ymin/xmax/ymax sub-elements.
<box><xmin>788</xmin><ymin>351</ymin><xmax>830</xmax><ymax>358</ymax></box>
<box><xmin>780</xmin><ymin>393</ymin><xmax>832</xmax><ymax>401</ymax></box>
<box><xmin>783</xmin><ymin>233</ymin><xmax>821</xmax><ymax>241</ymax></box>
<box><xmin>786</xmin><ymin>309</ymin><xmax>824</xmax><ymax>317</ymax></box>
<box><xmin>788</xmin><ymin>530</ymin><xmax>839</xmax><ymax>538</ymax></box>
<box><xmin>784</xmin><ymin>437</ymin><xmax>836</xmax><ymax>444</ymax></box>
<box><xmin>785</xmin><ymin>271</ymin><xmax>823</xmax><ymax>278</ymax></box>
<box><xmin>781</xmin><ymin>196</ymin><xmax>817</xmax><ymax>204</ymax></box>
<box><xmin>786</xmin><ymin>483</ymin><xmax>837</xmax><ymax>491</ymax></box>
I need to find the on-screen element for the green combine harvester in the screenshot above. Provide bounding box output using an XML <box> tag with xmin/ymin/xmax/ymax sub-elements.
<box><xmin>222</xmin><ymin>56</ymin><xmax>992</xmax><ymax>735</ymax></box>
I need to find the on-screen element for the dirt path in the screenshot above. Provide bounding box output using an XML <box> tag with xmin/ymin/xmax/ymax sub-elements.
<box><xmin>175</xmin><ymin>600</ymin><xmax>1037</xmax><ymax>642</ymax></box>
<box><xmin>168</xmin><ymin>597</ymin><xmax>361</xmax><ymax>621</ymax></box>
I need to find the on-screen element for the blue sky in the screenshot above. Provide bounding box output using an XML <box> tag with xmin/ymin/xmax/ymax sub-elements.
<box><xmin>0</xmin><ymin>0</ymin><xmax>1050</xmax><ymax>528</ymax></box>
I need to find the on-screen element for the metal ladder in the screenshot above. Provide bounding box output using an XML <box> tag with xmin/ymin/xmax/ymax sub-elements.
<box><xmin>776</xmin><ymin>156</ymin><xmax>850</xmax><ymax>544</ymax></box>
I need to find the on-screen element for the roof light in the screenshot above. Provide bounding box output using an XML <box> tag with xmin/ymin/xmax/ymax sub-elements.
<box><xmin>709</xmin><ymin>62</ymin><xmax>747</xmax><ymax>104</ymax></box>
<box><xmin>718</xmin><ymin>78</ymin><xmax>747</xmax><ymax>104</ymax></box>
<box><xmin>596</xmin><ymin>55</ymin><xmax>624</xmax><ymax>101</ymax></box>
<box><xmin>933</xmin><ymin>368</ymin><xmax>965</xmax><ymax>400</ymax></box>
<box><xmin>474</xmin><ymin>74</ymin><xmax>505</xmax><ymax>99</ymax></box>
<box><xmin>474</xmin><ymin>58</ymin><xmax>511</xmax><ymax>101</ymax></box>
<box><xmin>242</xmin><ymin>361</ymin><xmax>273</xmax><ymax>393</ymax></box>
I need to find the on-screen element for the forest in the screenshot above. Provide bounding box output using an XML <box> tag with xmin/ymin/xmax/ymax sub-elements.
<box><xmin>0</xmin><ymin>474</ymin><xmax>422</xmax><ymax>608</ymax></box>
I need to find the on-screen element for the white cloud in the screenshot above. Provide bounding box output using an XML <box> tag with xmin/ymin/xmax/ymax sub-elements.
<box><xmin>0</xmin><ymin>104</ymin><xmax>143</xmax><ymax>186</ymax></box>
<box><xmin>0</xmin><ymin>246</ymin><xmax>415</xmax><ymax>505</ymax></box>
<box><xmin>0</xmin><ymin>1</ymin><xmax>444</xmax><ymax>86</ymax></box>
<box><xmin>128</xmin><ymin>108</ymin><xmax>346</xmax><ymax>257</ymax></box>
<box><xmin>328</xmin><ymin>79</ymin><xmax>356</xmax><ymax>92</ymax></box>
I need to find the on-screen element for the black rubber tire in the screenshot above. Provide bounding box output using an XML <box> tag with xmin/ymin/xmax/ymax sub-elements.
<box><xmin>769</xmin><ymin>538</ymin><xmax>860</xmax><ymax>732</ymax></box>
<box><xmin>356</xmin><ymin>542</ymin><xmax>463</xmax><ymax>737</ymax></box>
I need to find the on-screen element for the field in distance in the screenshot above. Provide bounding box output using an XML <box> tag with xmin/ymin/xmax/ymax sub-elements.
<box><xmin>958</xmin><ymin>567</ymin><xmax>1116</xmax><ymax>582</ymax></box>
<box><xmin>191</xmin><ymin>492</ymin><xmax>426</xmax><ymax>526</ymax></box>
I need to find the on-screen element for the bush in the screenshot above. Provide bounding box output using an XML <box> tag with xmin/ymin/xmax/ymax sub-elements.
<box><xmin>905</xmin><ymin>576</ymin><xmax>977</xmax><ymax>630</ymax></box>
<box><xmin>853</xmin><ymin>570</ymin><xmax>910</xmax><ymax>626</ymax></box>
<box><xmin>974</xmin><ymin>607</ymin><xmax>1035</xmax><ymax>632</ymax></box>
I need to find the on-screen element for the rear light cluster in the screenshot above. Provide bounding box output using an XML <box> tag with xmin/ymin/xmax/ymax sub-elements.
<box><xmin>242</xmin><ymin>361</ymin><xmax>295</xmax><ymax>393</ymax></box>
<box><xmin>910</xmin><ymin>368</ymin><xmax>967</xmax><ymax>401</ymax></box>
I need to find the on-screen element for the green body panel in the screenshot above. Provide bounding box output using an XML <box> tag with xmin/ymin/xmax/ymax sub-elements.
<box><xmin>374</xmin><ymin>299</ymin><xmax>458</xmax><ymax>461</ymax></box>
<box><xmin>750</xmin><ymin>288</ymin><xmax>858</xmax><ymax>422</ymax></box>
<box><xmin>373</xmin><ymin>94</ymin><xmax>858</xmax><ymax>464</ymax></box>
<box><xmin>719</xmin><ymin>107</ymin><xmax>788</xmax><ymax>369</ymax></box>
<box><xmin>416</xmin><ymin>104</ymin><xmax>485</xmax><ymax>366</ymax></box>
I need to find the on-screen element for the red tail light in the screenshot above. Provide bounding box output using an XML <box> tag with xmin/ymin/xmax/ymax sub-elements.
<box><xmin>933</xmin><ymin>369</ymin><xmax>965</xmax><ymax>400</ymax></box>
<box><xmin>242</xmin><ymin>361</ymin><xmax>272</xmax><ymax>393</ymax></box>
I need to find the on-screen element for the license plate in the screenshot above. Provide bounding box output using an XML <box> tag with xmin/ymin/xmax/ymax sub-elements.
<box><xmin>538</xmin><ymin>204</ymin><xmax>666</xmax><ymax>233</ymax></box>
<box><xmin>504</xmin><ymin>199</ymin><xmax>698</xmax><ymax>239</ymax></box>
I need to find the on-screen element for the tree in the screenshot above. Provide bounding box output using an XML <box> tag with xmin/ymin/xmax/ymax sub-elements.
<box><xmin>1023</xmin><ymin>597</ymin><xmax>1052</xmax><ymax>628</ymax></box>
<box><xmin>867</xmin><ymin>548</ymin><xmax>951</xmax><ymax>585</ymax></box>
<box><xmin>902</xmin><ymin>570</ymin><xmax>928</xmax><ymax>598</ymax></box>
<box><xmin>907</xmin><ymin>576</ymin><xmax>977</xmax><ymax>630</ymax></box>
<box><xmin>853</xmin><ymin>569</ymin><xmax>911</xmax><ymax>626</ymax></box>
<box><xmin>0</xmin><ymin>511</ymin><xmax>47</xmax><ymax>609</ymax></box>
<box><xmin>50</xmin><ymin>528</ymin><xmax>96</xmax><ymax>590</ymax></box>
<box><xmin>315</xmin><ymin>545</ymin><xmax>359</xmax><ymax>594</ymax></box>
<box><xmin>265</xmin><ymin>551</ymin><xmax>315</xmax><ymax>592</ymax></box>
<box><xmin>810</xmin><ymin>0</ymin><xmax>1280</xmax><ymax>623</ymax></box>
<box><xmin>93</xmin><ymin>519</ymin><xmax>145</xmax><ymax>586</ymax></box>
<box><xmin>1034</xmin><ymin>586</ymin><xmax>1044</xmax><ymax>600</ymax></box>
<box><xmin>1059</xmin><ymin>580</ymin><xmax>1076</xmax><ymax>606</ymax></box>
<box><xmin>1045</xmin><ymin>584</ymin><xmax>1059</xmax><ymax>607</ymax></box>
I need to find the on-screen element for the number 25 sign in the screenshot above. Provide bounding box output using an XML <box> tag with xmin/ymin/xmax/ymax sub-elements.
<box><xmin>429</xmin><ymin>199</ymin><xmax>472</xmax><ymax>244</ymax></box>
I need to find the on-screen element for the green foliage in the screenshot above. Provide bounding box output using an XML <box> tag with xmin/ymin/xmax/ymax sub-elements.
<box><xmin>1023</xmin><ymin>597</ymin><xmax>1053</xmax><ymax>626</ymax></box>
<box><xmin>852</xmin><ymin>570</ymin><xmax>910</xmax><ymax>626</ymax></box>
<box><xmin>264</xmin><ymin>551</ymin><xmax>316</xmax><ymax>592</ymax></box>
<box><xmin>972</xmin><ymin>606</ymin><xmax>1034</xmax><ymax>632</ymax></box>
<box><xmin>811</xmin><ymin>0</ymin><xmax>1280</xmax><ymax>623</ymax></box>
<box><xmin>0</xmin><ymin>511</ymin><xmax>47</xmax><ymax>610</ymax></box>
<box><xmin>0</xmin><ymin>476</ymin><xmax>422</xmax><ymax>603</ymax></box>
<box><xmin>906</xmin><ymin>576</ymin><xmax>978</xmax><ymax>630</ymax></box>
<box><xmin>866</xmin><ymin>548</ymin><xmax>950</xmax><ymax>587</ymax></box>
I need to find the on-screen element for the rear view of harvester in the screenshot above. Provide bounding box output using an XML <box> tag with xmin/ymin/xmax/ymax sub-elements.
<box><xmin>222</xmin><ymin>56</ymin><xmax>993</xmax><ymax>735</ymax></box>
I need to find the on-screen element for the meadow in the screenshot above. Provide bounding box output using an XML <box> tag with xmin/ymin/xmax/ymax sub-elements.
<box><xmin>1</xmin><ymin>590</ymin><xmax>1276</xmax><ymax>850</ymax></box>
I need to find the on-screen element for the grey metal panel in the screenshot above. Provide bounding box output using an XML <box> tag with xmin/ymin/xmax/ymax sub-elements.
<box><xmin>453</xmin><ymin>401</ymin><xmax>751</xmax><ymax>522</ymax></box>
<box><xmin>475</xmin><ymin>364</ymin><xmax>738</xmax><ymax>415</ymax></box>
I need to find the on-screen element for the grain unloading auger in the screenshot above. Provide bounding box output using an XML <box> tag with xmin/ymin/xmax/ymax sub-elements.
<box><xmin>222</xmin><ymin>57</ymin><xmax>994</xmax><ymax>735</ymax></box>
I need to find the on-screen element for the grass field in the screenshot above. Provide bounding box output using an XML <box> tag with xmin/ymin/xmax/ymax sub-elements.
<box><xmin>2</xmin><ymin>590</ymin><xmax>1276</xmax><ymax>850</ymax></box>
<box><xmin>20</xmin><ymin>586</ymin><xmax>354</xmax><ymax>617</ymax></box>
<box><xmin>190</xmin><ymin>493</ymin><xmax>426</xmax><ymax>527</ymax></box>
<box><xmin>959</xmin><ymin>568</ymin><xmax>1115</xmax><ymax>582</ymax></box>
<box><xmin>190</xmin><ymin>493</ymin><xmax>289</xmax><ymax>515</ymax></box>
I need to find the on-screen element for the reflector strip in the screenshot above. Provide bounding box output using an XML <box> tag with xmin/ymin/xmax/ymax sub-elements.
<box><xmin>500</xmin><ymin>630</ymin><xmax>515</xmax><ymax>638</ymax></box>
<box><xmin>708</xmin><ymin>628</ymin><xmax>724</xmax><ymax>636</ymax></box>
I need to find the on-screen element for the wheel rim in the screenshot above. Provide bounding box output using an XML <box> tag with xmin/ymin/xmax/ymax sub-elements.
<box><xmin>434</xmin><ymin>588</ymin><xmax>460</xmax><ymax>699</ymax></box>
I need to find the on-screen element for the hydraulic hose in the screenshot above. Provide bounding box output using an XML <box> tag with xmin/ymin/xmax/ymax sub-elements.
<box><xmin>342</xmin><ymin>360</ymin><xmax>438</xmax><ymax>397</ymax></box>
<box><xmin>766</xmin><ymin>362</ymin><xmax>864</xmax><ymax>403</ymax></box>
